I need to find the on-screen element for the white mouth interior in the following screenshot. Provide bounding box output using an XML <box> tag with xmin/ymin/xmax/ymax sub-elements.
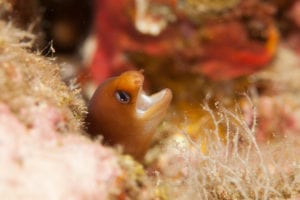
<box><xmin>136</xmin><ymin>89</ymin><xmax>167</xmax><ymax>116</ymax></box>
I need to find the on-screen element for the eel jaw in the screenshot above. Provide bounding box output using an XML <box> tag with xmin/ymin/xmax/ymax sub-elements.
<box><xmin>136</xmin><ymin>88</ymin><xmax>172</xmax><ymax>119</ymax></box>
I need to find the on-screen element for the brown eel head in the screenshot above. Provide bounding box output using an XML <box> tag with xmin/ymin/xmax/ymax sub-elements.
<box><xmin>86</xmin><ymin>70</ymin><xmax>172</xmax><ymax>159</ymax></box>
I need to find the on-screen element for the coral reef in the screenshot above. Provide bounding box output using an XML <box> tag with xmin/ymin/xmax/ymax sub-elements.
<box><xmin>247</xmin><ymin>47</ymin><xmax>300</xmax><ymax>142</ymax></box>
<box><xmin>2</xmin><ymin>1</ymin><xmax>300</xmax><ymax>200</ymax></box>
<box><xmin>89</xmin><ymin>0</ymin><xmax>278</xmax><ymax>84</ymax></box>
<box><xmin>147</xmin><ymin>103</ymin><xmax>300</xmax><ymax>199</ymax></box>
<box><xmin>143</xmin><ymin>46</ymin><xmax>300</xmax><ymax>199</ymax></box>
<box><xmin>0</xmin><ymin>102</ymin><xmax>122</xmax><ymax>199</ymax></box>
<box><xmin>0</xmin><ymin>19</ymin><xmax>120</xmax><ymax>199</ymax></box>
<box><xmin>0</xmin><ymin>21</ymin><xmax>85</xmax><ymax>131</ymax></box>
<box><xmin>0</xmin><ymin>19</ymin><xmax>157</xmax><ymax>200</ymax></box>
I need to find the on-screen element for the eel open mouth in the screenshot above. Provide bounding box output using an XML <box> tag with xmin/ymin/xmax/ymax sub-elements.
<box><xmin>136</xmin><ymin>88</ymin><xmax>172</xmax><ymax>117</ymax></box>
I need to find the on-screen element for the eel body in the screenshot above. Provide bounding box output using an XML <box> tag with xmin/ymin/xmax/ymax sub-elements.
<box><xmin>86</xmin><ymin>70</ymin><xmax>172</xmax><ymax>159</ymax></box>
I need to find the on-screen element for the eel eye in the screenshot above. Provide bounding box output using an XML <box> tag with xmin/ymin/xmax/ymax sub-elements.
<box><xmin>115</xmin><ymin>90</ymin><xmax>131</xmax><ymax>104</ymax></box>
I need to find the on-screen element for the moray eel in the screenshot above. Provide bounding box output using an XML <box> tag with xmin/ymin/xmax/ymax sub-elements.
<box><xmin>86</xmin><ymin>70</ymin><xmax>172</xmax><ymax>159</ymax></box>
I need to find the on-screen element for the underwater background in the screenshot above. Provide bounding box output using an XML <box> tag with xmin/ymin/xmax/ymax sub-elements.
<box><xmin>1</xmin><ymin>0</ymin><xmax>300</xmax><ymax>199</ymax></box>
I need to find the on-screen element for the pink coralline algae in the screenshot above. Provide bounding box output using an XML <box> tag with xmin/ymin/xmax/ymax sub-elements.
<box><xmin>0</xmin><ymin>102</ymin><xmax>122</xmax><ymax>200</ymax></box>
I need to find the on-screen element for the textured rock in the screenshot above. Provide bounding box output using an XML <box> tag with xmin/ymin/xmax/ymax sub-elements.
<box><xmin>0</xmin><ymin>19</ymin><xmax>124</xmax><ymax>200</ymax></box>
